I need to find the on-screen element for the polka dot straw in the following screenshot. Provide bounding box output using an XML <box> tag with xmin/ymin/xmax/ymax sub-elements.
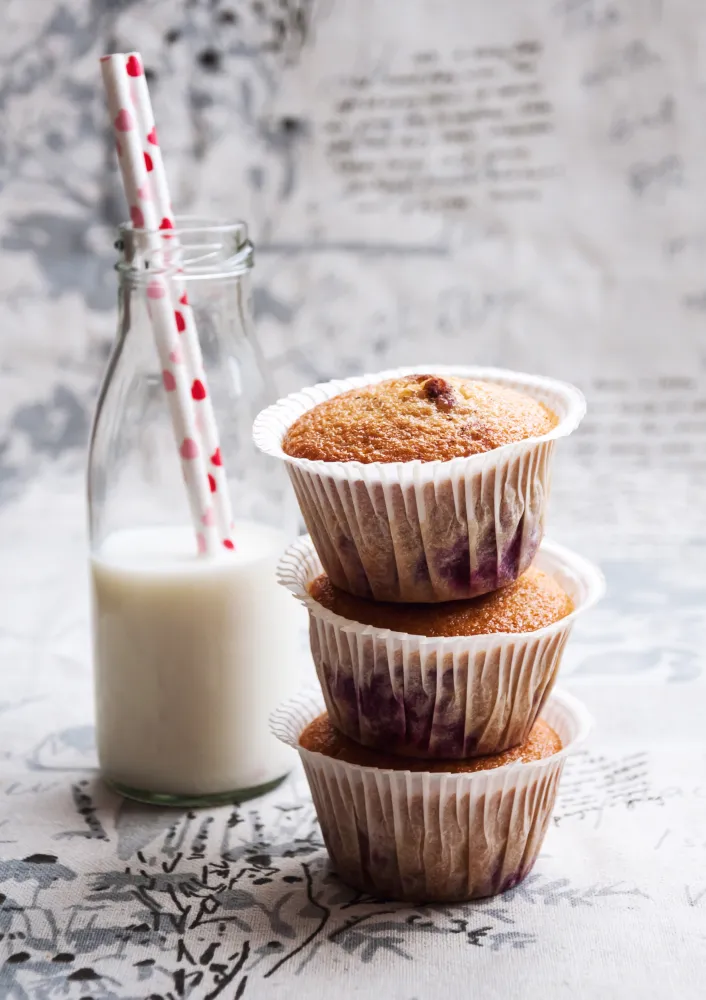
<box><xmin>100</xmin><ymin>53</ymin><xmax>235</xmax><ymax>555</ymax></box>
<box><xmin>125</xmin><ymin>52</ymin><xmax>234</xmax><ymax>545</ymax></box>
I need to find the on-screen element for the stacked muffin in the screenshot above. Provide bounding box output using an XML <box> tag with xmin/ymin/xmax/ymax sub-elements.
<box><xmin>255</xmin><ymin>367</ymin><xmax>603</xmax><ymax>902</ymax></box>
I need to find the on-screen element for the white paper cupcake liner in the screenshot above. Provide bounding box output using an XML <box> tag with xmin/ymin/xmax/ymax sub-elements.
<box><xmin>254</xmin><ymin>365</ymin><xmax>585</xmax><ymax>602</ymax></box>
<box><xmin>277</xmin><ymin>535</ymin><xmax>604</xmax><ymax>759</ymax></box>
<box><xmin>271</xmin><ymin>687</ymin><xmax>592</xmax><ymax>902</ymax></box>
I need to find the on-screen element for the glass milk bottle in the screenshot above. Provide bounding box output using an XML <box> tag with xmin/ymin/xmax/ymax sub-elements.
<box><xmin>87</xmin><ymin>219</ymin><xmax>304</xmax><ymax>806</ymax></box>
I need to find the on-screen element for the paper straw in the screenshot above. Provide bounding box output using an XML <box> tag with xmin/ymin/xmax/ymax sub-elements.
<box><xmin>101</xmin><ymin>53</ymin><xmax>235</xmax><ymax>553</ymax></box>
<box><xmin>125</xmin><ymin>51</ymin><xmax>234</xmax><ymax>546</ymax></box>
<box><xmin>101</xmin><ymin>53</ymin><xmax>223</xmax><ymax>556</ymax></box>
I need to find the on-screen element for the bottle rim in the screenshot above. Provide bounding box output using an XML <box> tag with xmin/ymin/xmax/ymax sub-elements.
<box><xmin>115</xmin><ymin>215</ymin><xmax>254</xmax><ymax>281</ymax></box>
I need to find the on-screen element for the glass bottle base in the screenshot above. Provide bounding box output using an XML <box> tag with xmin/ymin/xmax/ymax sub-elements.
<box><xmin>105</xmin><ymin>771</ymin><xmax>289</xmax><ymax>808</ymax></box>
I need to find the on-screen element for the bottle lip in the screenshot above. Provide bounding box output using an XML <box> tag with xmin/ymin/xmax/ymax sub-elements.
<box><xmin>115</xmin><ymin>215</ymin><xmax>254</xmax><ymax>280</ymax></box>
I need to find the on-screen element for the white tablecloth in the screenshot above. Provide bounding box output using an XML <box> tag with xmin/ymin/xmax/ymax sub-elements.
<box><xmin>0</xmin><ymin>471</ymin><xmax>703</xmax><ymax>999</ymax></box>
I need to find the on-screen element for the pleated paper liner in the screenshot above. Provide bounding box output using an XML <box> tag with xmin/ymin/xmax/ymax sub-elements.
<box><xmin>270</xmin><ymin>688</ymin><xmax>593</xmax><ymax>903</ymax></box>
<box><xmin>254</xmin><ymin>365</ymin><xmax>585</xmax><ymax>603</ymax></box>
<box><xmin>278</xmin><ymin>534</ymin><xmax>604</xmax><ymax>758</ymax></box>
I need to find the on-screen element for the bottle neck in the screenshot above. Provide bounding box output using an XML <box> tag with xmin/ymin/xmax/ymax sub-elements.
<box><xmin>116</xmin><ymin>218</ymin><xmax>254</xmax><ymax>284</ymax></box>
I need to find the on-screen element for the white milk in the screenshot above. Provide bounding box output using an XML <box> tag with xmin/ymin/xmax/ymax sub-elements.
<box><xmin>91</xmin><ymin>522</ymin><xmax>304</xmax><ymax>798</ymax></box>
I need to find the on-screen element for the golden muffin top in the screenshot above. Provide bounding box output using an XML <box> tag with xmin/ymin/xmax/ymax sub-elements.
<box><xmin>299</xmin><ymin>713</ymin><xmax>562</xmax><ymax>772</ymax></box>
<box><xmin>308</xmin><ymin>565</ymin><xmax>573</xmax><ymax>637</ymax></box>
<box><xmin>282</xmin><ymin>374</ymin><xmax>557</xmax><ymax>463</ymax></box>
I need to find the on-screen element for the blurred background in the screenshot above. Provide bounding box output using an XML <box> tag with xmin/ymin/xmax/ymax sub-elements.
<box><xmin>1</xmin><ymin>0</ymin><xmax>705</xmax><ymax>681</ymax></box>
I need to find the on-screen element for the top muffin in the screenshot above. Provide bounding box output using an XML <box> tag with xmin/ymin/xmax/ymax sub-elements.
<box><xmin>282</xmin><ymin>374</ymin><xmax>558</xmax><ymax>464</ymax></box>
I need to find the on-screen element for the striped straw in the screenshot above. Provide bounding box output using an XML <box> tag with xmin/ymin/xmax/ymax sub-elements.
<box><xmin>125</xmin><ymin>52</ymin><xmax>234</xmax><ymax>546</ymax></box>
<box><xmin>100</xmin><ymin>53</ymin><xmax>234</xmax><ymax>554</ymax></box>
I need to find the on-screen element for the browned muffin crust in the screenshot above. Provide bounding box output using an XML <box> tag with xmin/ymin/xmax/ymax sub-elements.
<box><xmin>308</xmin><ymin>565</ymin><xmax>573</xmax><ymax>636</ymax></box>
<box><xmin>282</xmin><ymin>374</ymin><xmax>558</xmax><ymax>463</ymax></box>
<box><xmin>299</xmin><ymin>713</ymin><xmax>562</xmax><ymax>771</ymax></box>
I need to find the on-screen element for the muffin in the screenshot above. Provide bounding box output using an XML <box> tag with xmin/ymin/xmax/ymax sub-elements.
<box><xmin>277</xmin><ymin>534</ymin><xmax>604</xmax><ymax>758</ymax></box>
<box><xmin>254</xmin><ymin>366</ymin><xmax>585</xmax><ymax>602</ymax></box>
<box><xmin>307</xmin><ymin>563</ymin><xmax>574</xmax><ymax>637</ymax></box>
<box><xmin>282</xmin><ymin>374</ymin><xmax>557</xmax><ymax>463</ymax></box>
<box><xmin>271</xmin><ymin>688</ymin><xmax>593</xmax><ymax>902</ymax></box>
<box><xmin>299</xmin><ymin>712</ymin><xmax>563</xmax><ymax>770</ymax></box>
